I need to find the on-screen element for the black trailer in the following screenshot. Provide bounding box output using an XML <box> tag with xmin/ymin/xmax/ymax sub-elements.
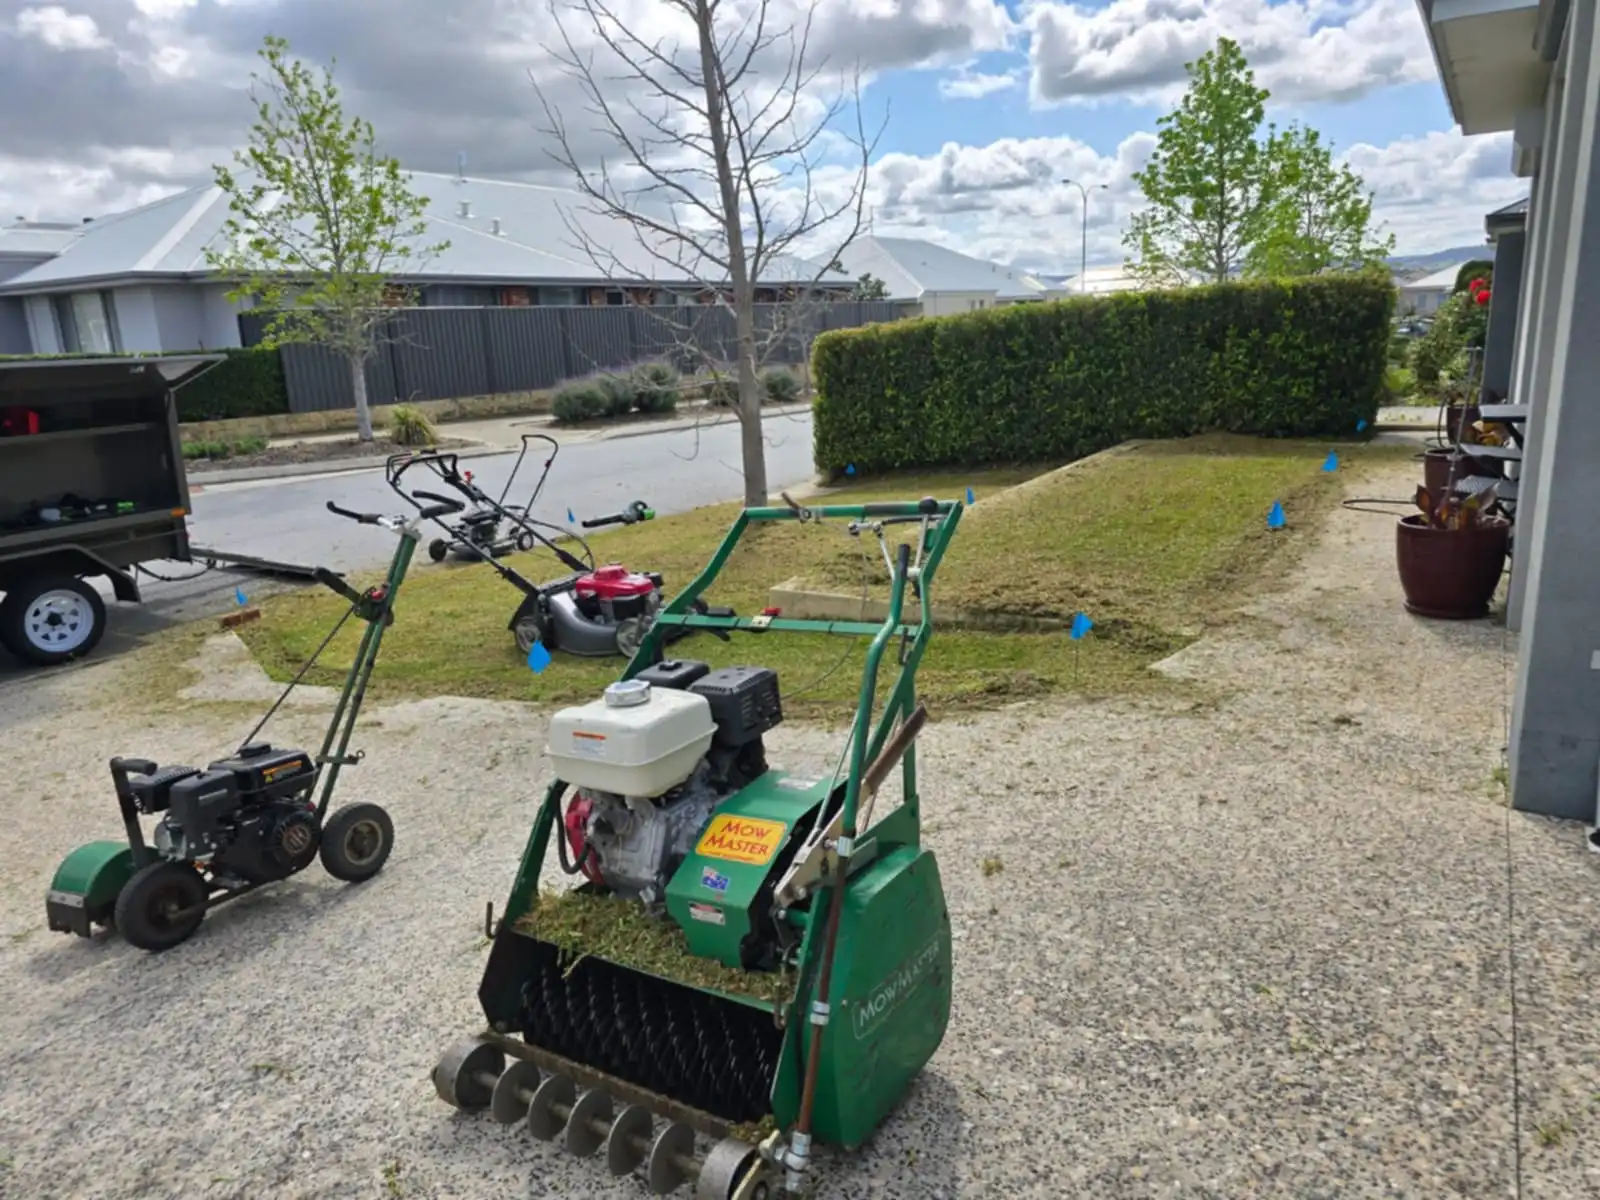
<box><xmin>0</xmin><ymin>354</ymin><xmax>221</xmax><ymax>666</ymax></box>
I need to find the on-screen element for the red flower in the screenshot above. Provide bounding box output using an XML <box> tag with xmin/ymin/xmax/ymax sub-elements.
<box><xmin>1475</xmin><ymin>289</ymin><xmax>1491</xmax><ymax>306</ymax></box>
<box><xmin>1469</xmin><ymin>277</ymin><xmax>1486</xmax><ymax>291</ymax></box>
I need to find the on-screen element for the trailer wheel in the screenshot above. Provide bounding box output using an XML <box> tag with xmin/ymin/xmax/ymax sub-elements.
<box><xmin>0</xmin><ymin>575</ymin><xmax>107</xmax><ymax>666</ymax></box>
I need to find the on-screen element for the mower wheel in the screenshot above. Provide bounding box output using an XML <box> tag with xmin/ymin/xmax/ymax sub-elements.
<box><xmin>513</xmin><ymin>610</ymin><xmax>550</xmax><ymax>656</ymax></box>
<box><xmin>614</xmin><ymin>616</ymin><xmax>647</xmax><ymax>660</ymax></box>
<box><xmin>428</xmin><ymin>539</ymin><xmax>450</xmax><ymax>563</ymax></box>
<box><xmin>114</xmin><ymin>862</ymin><xmax>208</xmax><ymax>952</ymax></box>
<box><xmin>319</xmin><ymin>803</ymin><xmax>395</xmax><ymax>883</ymax></box>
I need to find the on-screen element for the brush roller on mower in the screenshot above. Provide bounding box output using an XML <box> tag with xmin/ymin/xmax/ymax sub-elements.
<box><xmin>433</xmin><ymin>496</ymin><xmax>965</xmax><ymax>1197</ymax></box>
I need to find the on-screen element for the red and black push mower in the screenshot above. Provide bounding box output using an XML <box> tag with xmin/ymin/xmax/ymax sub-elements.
<box><xmin>387</xmin><ymin>445</ymin><xmax>732</xmax><ymax>661</ymax></box>
<box><xmin>44</xmin><ymin>489</ymin><xmax>466</xmax><ymax>952</ymax></box>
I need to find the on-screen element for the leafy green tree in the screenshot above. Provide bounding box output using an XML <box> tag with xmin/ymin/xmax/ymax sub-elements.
<box><xmin>208</xmin><ymin>35</ymin><xmax>447</xmax><ymax>441</ymax></box>
<box><xmin>852</xmin><ymin>272</ymin><xmax>890</xmax><ymax>300</ymax></box>
<box><xmin>1246</xmin><ymin>125</ymin><xmax>1394</xmax><ymax>277</ymax></box>
<box><xmin>1124</xmin><ymin>38</ymin><xmax>1273</xmax><ymax>286</ymax></box>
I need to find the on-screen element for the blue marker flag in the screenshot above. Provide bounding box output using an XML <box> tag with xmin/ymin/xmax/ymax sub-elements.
<box><xmin>235</xmin><ymin>587</ymin><xmax>248</xmax><ymax>606</ymax></box>
<box><xmin>1356</xmin><ymin>418</ymin><xmax>1369</xmax><ymax>432</ymax></box>
<box><xmin>845</xmin><ymin>463</ymin><xmax>857</xmax><ymax>476</ymax></box>
<box><xmin>1322</xmin><ymin>451</ymin><xmax>1339</xmax><ymax>473</ymax></box>
<box><xmin>1267</xmin><ymin>500</ymin><xmax>1286</xmax><ymax>529</ymax></box>
<box><xmin>566</xmin><ymin>507</ymin><xmax>576</xmax><ymax>524</ymax></box>
<box><xmin>965</xmin><ymin>487</ymin><xmax>976</xmax><ymax>505</ymax></box>
<box><xmin>1069</xmin><ymin>612</ymin><xmax>1093</xmax><ymax>640</ymax></box>
<box><xmin>527</xmin><ymin>640</ymin><xmax>552</xmax><ymax>674</ymax></box>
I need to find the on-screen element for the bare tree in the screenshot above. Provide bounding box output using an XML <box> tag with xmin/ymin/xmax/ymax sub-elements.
<box><xmin>533</xmin><ymin>0</ymin><xmax>881</xmax><ymax>505</ymax></box>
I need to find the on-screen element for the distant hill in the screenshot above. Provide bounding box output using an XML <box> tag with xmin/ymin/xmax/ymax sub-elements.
<box><xmin>1387</xmin><ymin>245</ymin><xmax>1487</xmax><ymax>274</ymax></box>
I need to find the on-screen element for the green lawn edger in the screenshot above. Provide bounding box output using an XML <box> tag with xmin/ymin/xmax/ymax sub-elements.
<box><xmin>43</xmin><ymin>490</ymin><xmax>466</xmax><ymax>953</ymax></box>
<box><xmin>432</xmin><ymin>494</ymin><xmax>963</xmax><ymax>1198</ymax></box>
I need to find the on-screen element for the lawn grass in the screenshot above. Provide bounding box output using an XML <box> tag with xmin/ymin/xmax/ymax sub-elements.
<box><xmin>238</xmin><ymin>434</ymin><xmax>1413</xmax><ymax>719</ymax></box>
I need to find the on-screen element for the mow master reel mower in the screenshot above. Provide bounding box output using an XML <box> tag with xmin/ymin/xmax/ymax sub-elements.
<box><xmin>433</xmin><ymin>495</ymin><xmax>962</xmax><ymax>1197</ymax></box>
<box><xmin>44</xmin><ymin>490</ymin><xmax>465</xmax><ymax>952</ymax></box>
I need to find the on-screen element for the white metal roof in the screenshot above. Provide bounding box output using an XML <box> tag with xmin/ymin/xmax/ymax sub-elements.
<box><xmin>829</xmin><ymin>235</ymin><xmax>1060</xmax><ymax>302</ymax></box>
<box><xmin>0</xmin><ymin>170</ymin><xmax>836</xmax><ymax>294</ymax></box>
<box><xmin>1399</xmin><ymin>262</ymin><xmax>1472</xmax><ymax>292</ymax></box>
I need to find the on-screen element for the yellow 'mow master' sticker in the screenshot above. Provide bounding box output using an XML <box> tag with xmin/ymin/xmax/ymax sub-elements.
<box><xmin>696</xmin><ymin>815</ymin><xmax>788</xmax><ymax>867</ymax></box>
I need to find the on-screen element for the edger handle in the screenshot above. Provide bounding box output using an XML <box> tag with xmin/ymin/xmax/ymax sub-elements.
<box><xmin>413</xmin><ymin>491</ymin><xmax>467</xmax><ymax>520</ymax></box>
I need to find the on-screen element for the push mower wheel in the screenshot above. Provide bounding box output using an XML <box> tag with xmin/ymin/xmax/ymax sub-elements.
<box><xmin>614</xmin><ymin>616</ymin><xmax>647</xmax><ymax>659</ymax></box>
<box><xmin>513</xmin><ymin>610</ymin><xmax>550</xmax><ymax>656</ymax></box>
<box><xmin>428</xmin><ymin>539</ymin><xmax>450</xmax><ymax>563</ymax></box>
<box><xmin>114</xmin><ymin>862</ymin><xmax>208</xmax><ymax>952</ymax></box>
<box><xmin>319</xmin><ymin>803</ymin><xmax>394</xmax><ymax>883</ymax></box>
<box><xmin>696</xmin><ymin>1138</ymin><xmax>770</xmax><ymax>1200</ymax></box>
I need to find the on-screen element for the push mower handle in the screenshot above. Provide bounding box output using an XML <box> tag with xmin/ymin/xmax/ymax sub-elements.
<box><xmin>413</xmin><ymin>490</ymin><xmax>467</xmax><ymax>520</ymax></box>
<box><xmin>326</xmin><ymin>500</ymin><xmax>382</xmax><ymax>525</ymax></box>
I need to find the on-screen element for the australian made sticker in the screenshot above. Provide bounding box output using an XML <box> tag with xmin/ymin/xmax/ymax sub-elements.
<box><xmin>695</xmin><ymin>814</ymin><xmax>788</xmax><ymax>866</ymax></box>
<box><xmin>700</xmin><ymin>866</ymin><xmax>730</xmax><ymax>894</ymax></box>
<box><xmin>687</xmin><ymin>902</ymin><xmax>725</xmax><ymax>926</ymax></box>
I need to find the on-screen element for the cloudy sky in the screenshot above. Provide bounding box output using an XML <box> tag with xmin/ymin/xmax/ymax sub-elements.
<box><xmin>0</xmin><ymin>0</ymin><xmax>1524</xmax><ymax>277</ymax></box>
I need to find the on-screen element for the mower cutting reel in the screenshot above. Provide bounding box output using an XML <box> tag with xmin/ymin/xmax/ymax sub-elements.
<box><xmin>434</xmin><ymin>494</ymin><xmax>964</xmax><ymax>1195</ymax></box>
<box><xmin>43</xmin><ymin>492</ymin><xmax>464</xmax><ymax>952</ymax></box>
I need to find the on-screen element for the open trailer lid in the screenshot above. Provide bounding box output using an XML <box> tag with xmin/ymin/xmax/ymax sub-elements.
<box><xmin>0</xmin><ymin>354</ymin><xmax>225</xmax><ymax>401</ymax></box>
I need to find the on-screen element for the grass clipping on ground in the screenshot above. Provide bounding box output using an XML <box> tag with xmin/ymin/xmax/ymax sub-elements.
<box><xmin>516</xmin><ymin>890</ymin><xmax>793</xmax><ymax>1006</ymax></box>
<box><xmin>240</xmin><ymin>433</ymin><xmax>1413</xmax><ymax>716</ymax></box>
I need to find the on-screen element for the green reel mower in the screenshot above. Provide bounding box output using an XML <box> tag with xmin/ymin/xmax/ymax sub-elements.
<box><xmin>434</xmin><ymin>494</ymin><xmax>963</xmax><ymax>1197</ymax></box>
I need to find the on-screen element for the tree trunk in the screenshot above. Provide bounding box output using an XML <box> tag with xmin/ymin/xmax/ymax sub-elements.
<box><xmin>349</xmin><ymin>354</ymin><xmax>373</xmax><ymax>442</ymax></box>
<box><xmin>694</xmin><ymin>0</ymin><xmax>767</xmax><ymax>507</ymax></box>
<box><xmin>735</xmin><ymin>309</ymin><xmax>767</xmax><ymax>507</ymax></box>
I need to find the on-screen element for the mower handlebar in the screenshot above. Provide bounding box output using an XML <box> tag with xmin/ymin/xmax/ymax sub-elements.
<box><xmin>326</xmin><ymin>500</ymin><xmax>382</xmax><ymax>525</ymax></box>
<box><xmin>413</xmin><ymin>490</ymin><xmax>467</xmax><ymax>520</ymax></box>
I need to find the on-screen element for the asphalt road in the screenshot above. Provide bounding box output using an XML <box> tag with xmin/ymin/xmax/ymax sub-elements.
<box><xmin>0</xmin><ymin>412</ymin><xmax>817</xmax><ymax>685</ymax></box>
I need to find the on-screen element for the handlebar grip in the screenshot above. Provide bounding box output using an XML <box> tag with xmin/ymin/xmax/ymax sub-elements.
<box><xmin>420</xmin><ymin>503</ymin><xmax>461</xmax><ymax>520</ymax></box>
<box><xmin>326</xmin><ymin>500</ymin><xmax>379</xmax><ymax>525</ymax></box>
<box><xmin>895</xmin><ymin>541</ymin><xmax>912</xmax><ymax>576</ymax></box>
<box><xmin>413</xmin><ymin>490</ymin><xmax>463</xmax><ymax>510</ymax></box>
<box><xmin>110</xmin><ymin>756</ymin><xmax>158</xmax><ymax>778</ymax></box>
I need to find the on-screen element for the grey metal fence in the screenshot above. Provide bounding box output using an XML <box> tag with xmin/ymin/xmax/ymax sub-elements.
<box><xmin>238</xmin><ymin>301</ymin><xmax>904</xmax><ymax>414</ymax></box>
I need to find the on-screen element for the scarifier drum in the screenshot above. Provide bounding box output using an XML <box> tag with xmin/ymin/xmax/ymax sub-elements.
<box><xmin>435</xmin><ymin>495</ymin><xmax>964</xmax><ymax>1197</ymax></box>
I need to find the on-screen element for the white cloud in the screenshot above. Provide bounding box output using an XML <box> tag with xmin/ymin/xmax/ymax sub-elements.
<box><xmin>939</xmin><ymin>66</ymin><xmax>1019</xmax><ymax>100</ymax></box>
<box><xmin>13</xmin><ymin>6</ymin><xmax>109</xmax><ymax>51</ymax></box>
<box><xmin>1025</xmin><ymin>0</ymin><xmax>1435</xmax><ymax>107</ymax></box>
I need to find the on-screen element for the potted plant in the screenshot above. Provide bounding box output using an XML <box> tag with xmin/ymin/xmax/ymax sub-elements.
<box><xmin>1396</xmin><ymin>483</ymin><xmax>1509</xmax><ymax>619</ymax></box>
<box><xmin>1423</xmin><ymin>414</ymin><xmax>1509</xmax><ymax>495</ymax></box>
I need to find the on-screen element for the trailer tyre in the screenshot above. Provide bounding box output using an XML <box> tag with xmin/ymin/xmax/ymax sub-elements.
<box><xmin>0</xmin><ymin>574</ymin><xmax>106</xmax><ymax>666</ymax></box>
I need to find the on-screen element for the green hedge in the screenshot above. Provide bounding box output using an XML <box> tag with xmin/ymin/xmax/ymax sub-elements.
<box><xmin>0</xmin><ymin>346</ymin><xmax>288</xmax><ymax>422</ymax></box>
<box><xmin>173</xmin><ymin>347</ymin><xmax>288</xmax><ymax>421</ymax></box>
<box><xmin>811</xmin><ymin>274</ymin><xmax>1394</xmax><ymax>475</ymax></box>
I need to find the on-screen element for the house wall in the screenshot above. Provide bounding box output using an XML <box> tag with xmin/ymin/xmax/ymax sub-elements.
<box><xmin>921</xmin><ymin>291</ymin><xmax>997</xmax><ymax>317</ymax></box>
<box><xmin>0</xmin><ymin>299</ymin><xmax>29</xmax><ymax>353</ymax></box>
<box><xmin>111</xmin><ymin>288</ymin><xmax>162</xmax><ymax>352</ymax></box>
<box><xmin>1508</xmin><ymin>0</ymin><xmax>1600</xmax><ymax>821</ymax></box>
<box><xmin>199</xmin><ymin>285</ymin><xmax>246</xmax><ymax>349</ymax></box>
<box><xmin>1399</xmin><ymin>287</ymin><xmax>1449</xmax><ymax>316</ymax></box>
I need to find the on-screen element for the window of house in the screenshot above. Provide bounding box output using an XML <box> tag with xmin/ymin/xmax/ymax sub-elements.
<box><xmin>538</xmin><ymin>287</ymin><xmax>577</xmax><ymax>306</ymax></box>
<box><xmin>52</xmin><ymin>291</ymin><xmax>120</xmax><ymax>354</ymax></box>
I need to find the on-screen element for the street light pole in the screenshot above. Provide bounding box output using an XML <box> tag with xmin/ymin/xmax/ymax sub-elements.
<box><xmin>1061</xmin><ymin>178</ymin><xmax>1108</xmax><ymax>294</ymax></box>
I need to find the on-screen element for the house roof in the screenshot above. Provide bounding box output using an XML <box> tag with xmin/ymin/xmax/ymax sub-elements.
<box><xmin>1398</xmin><ymin>262</ymin><xmax>1470</xmax><ymax>291</ymax></box>
<box><xmin>0</xmin><ymin>221</ymin><xmax>85</xmax><ymax>259</ymax></box>
<box><xmin>0</xmin><ymin>170</ymin><xmax>839</xmax><ymax>295</ymax></box>
<box><xmin>1486</xmin><ymin>195</ymin><xmax>1530</xmax><ymax>239</ymax></box>
<box><xmin>830</xmin><ymin>235</ymin><xmax>1060</xmax><ymax>301</ymax></box>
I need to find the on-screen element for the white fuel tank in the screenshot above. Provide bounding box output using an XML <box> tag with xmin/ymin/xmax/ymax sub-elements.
<box><xmin>545</xmin><ymin>679</ymin><xmax>715</xmax><ymax>796</ymax></box>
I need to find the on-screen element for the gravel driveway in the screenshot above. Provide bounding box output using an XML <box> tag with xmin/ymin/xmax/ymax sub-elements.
<box><xmin>3</xmin><ymin>460</ymin><xmax>1597</xmax><ymax>1200</ymax></box>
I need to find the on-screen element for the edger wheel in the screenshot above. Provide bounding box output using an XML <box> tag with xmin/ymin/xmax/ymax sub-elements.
<box><xmin>114</xmin><ymin>861</ymin><xmax>207</xmax><ymax>952</ymax></box>
<box><xmin>428</xmin><ymin>539</ymin><xmax>450</xmax><ymax>563</ymax></box>
<box><xmin>320</xmin><ymin>803</ymin><xmax>395</xmax><ymax>883</ymax></box>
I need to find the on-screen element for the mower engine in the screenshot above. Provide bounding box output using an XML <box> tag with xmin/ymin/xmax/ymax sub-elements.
<box><xmin>139</xmin><ymin>742</ymin><xmax>321</xmax><ymax>885</ymax></box>
<box><xmin>549</xmin><ymin>661</ymin><xmax>793</xmax><ymax>964</ymax></box>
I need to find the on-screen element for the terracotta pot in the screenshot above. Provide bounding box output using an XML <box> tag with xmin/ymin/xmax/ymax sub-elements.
<box><xmin>1395</xmin><ymin>515</ymin><xmax>1510</xmax><ymax>619</ymax></box>
<box><xmin>1422</xmin><ymin>447</ymin><xmax>1502</xmax><ymax>496</ymax></box>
